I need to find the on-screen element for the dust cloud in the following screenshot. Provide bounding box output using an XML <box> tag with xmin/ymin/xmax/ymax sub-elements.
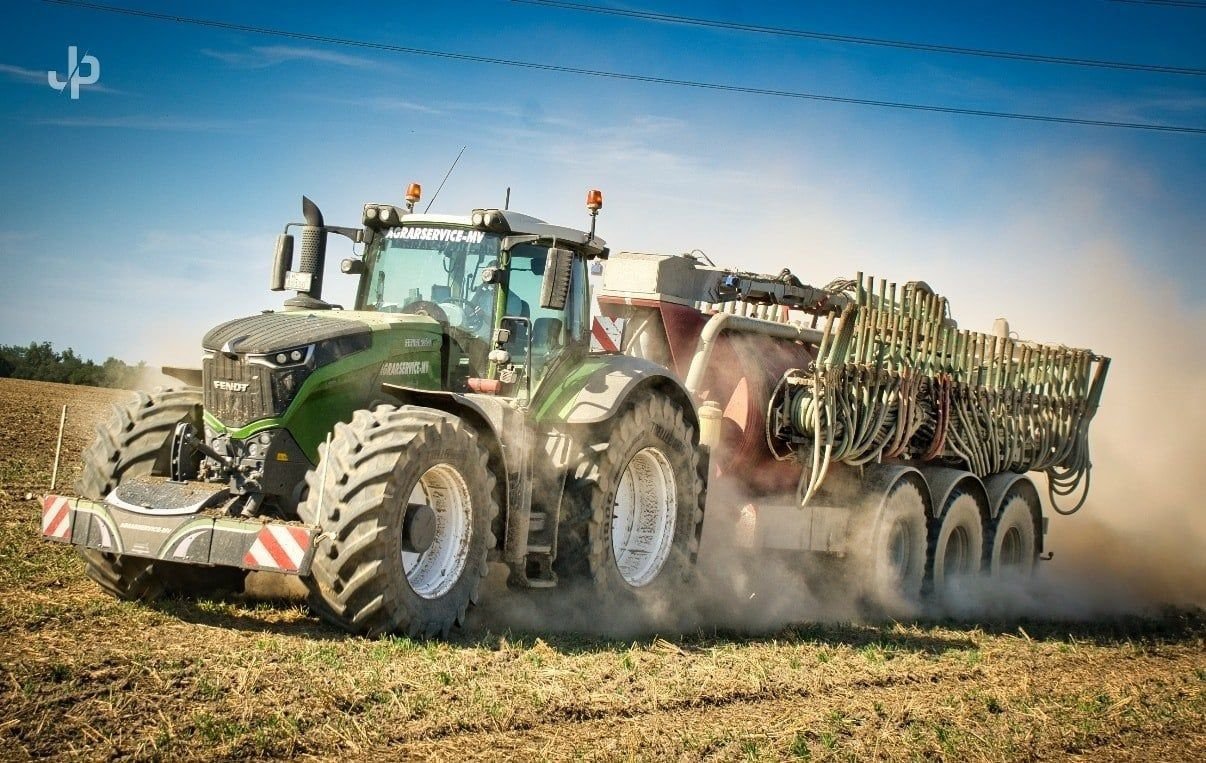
<box><xmin>173</xmin><ymin>235</ymin><xmax>1196</xmax><ymax>634</ymax></box>
<box><xmin>1014</xmin><ymin>251</ymin><xmax>1206</xmax><ymax>616</ymax></box>
<box><xmin>467</xmin><ymin>250</ymin><xmax>1205</xmax><ymax>637</ymax></box>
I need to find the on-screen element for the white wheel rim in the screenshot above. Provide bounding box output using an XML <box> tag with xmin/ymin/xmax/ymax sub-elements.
<box><xmin>944</xmin><ymin>525</ymin><xmax>973</xmax><ymax>575</ymax></box>
<box><xmin>401</xmin><ymin>464</ymin><xmax>473</xmax><ymax>599</ymax></box>
<box><xmin>871</xmin><ymin>482</ymin><xmax>926</xmax><ymax>598</ymax></box>
<box><xmin>999</xmin><ymin>526</ymin><xmax>1023</xmax><ymax>567</ymax></box>
<box><xmin>887</xmin><ymin>519</ymin><xmax>913</xmax><ymax>578</ymax></box>
<box><xmin>611</xmin><ymin>446</ymin><xmax>677</xmax><ymax>587</ymax></box>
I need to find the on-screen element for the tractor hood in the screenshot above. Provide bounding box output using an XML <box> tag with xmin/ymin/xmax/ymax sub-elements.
<box><xmin>200</xmin><ymin>310</ymin><xmax>445</xmax><ymax>431</ymax></box>
<box><xmin>203</xmin><ymin>311</ymin><xmax>372</xmax><ymax>356</ymax></box>
<box><xmin>201</xmin><ymin>311</ymin><xmax>377</xmax><ymax>430</ymax></box>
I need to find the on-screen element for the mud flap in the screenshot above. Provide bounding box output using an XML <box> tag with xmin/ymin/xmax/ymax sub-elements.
<box><xmin>40</xmin><ymin>494</ymin><xmax>317</xmax><ymax>575</ymax></box>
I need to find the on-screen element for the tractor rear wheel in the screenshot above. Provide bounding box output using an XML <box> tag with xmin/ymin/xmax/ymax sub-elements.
<box><xmin>76</xmin><ymin>388</ymin><xmax>246</xmax><ymax>600</ymax></box>
<box><xmin>557</xmin><ymin>393</ymin><xmax>704</xmax><ymax>602</ymax></box>
<box><xmin>299</xmin><ymin>405</ymin><xmax>497</xmax><ymax>637</ymax></box>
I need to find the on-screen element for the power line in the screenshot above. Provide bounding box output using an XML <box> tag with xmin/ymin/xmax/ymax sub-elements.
<box><xmin>516</xmin><ymin>0</ymin><xmax>1206</xmax><ymax>76</ymax></box>
<box><xmin>1108</xmin><ymin>0</ymin><xmax>1206</xmax><ymax>8</ymax></box>
<box><xmin>42</xmin><ymin>0</ymin><xmax>1206</xmax><ymax>135</ymax></box>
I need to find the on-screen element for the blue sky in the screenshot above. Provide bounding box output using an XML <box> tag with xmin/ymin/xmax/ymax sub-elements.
<box><xmin>0</xmin><ymin>0</ymin><xmax>1203</xmax><ymax>365</ymax></box>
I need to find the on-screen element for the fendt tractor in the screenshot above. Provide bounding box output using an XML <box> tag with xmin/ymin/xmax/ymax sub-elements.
<box><xmin>40</xmin><ymin>185</ymin><xmax>1110</xmax><ymax>636</ymax></box>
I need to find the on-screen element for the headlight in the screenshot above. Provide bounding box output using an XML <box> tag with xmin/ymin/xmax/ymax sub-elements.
<box><xmin>251</xmin><ymin>345</ymin><xmax>313</xmax><ymax>369</ymax></box>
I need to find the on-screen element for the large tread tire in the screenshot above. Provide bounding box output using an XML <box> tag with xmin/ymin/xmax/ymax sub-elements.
<box><xmin>858</xmin><ymin>477</ymin><xmax>929</xmax><ymax>608</ymax></box>
<box><xmin>299</xmin><ymin>405</ymin><xmax>498</xmax><ymax>638</ymax></box>
<box><xmin>556</xmin><ymin>393</ymin><xmax>704</xmax><ymax>601</ymax></box>
<box><xmin>75</xmin><ymin>388</ymin><xmax>245</xmax><ymax>601</ymax></box>
<box><xmin>988</xmin><ymin>486</ymin><xmax>1040</xmax><ymax>579</ymax></box>
<box><xmin>928</xmin><ymin>489</ymin><xmax>987</xmax><ymax>595</ymax></box>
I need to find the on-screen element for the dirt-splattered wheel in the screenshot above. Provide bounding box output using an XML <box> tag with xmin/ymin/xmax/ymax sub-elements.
<box><xmin>988</xmin><ymin>482</ymin><xmax>1040</xmax><ymax>578</ymax></box>
<box><xmin>299</xmin><ymin>405</ymin><xmax>497</xmax><ymax>637</ymax></box>
<box><xmin>929</xmin><ymin>489</ymin><xmax>987</xmax><ymax>595</ymax></box>
<box><xmin>860</xmin><ymin>476</ymin><xmax>929</xmax><ymax>608</ymax></box>
<box><xmin>75</xmin><ymin>388</ymin><xmax>246</xmax><ymax>600</ymax></box>
<box><xmin>557</xmin><ymin>393</ymin><xmax>704</xmax><ymax>601</ymax></box>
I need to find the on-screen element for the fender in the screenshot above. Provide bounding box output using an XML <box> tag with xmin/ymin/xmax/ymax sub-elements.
<box><xmin>162</xmin><ymin>366</ymin><xmax>202</xmax><ymax>387</ymax></box>
<box><xmin>531</xmin><ymin>354</ymin><xmax>698</xmax><ymax>433</ymax></box>
<box><xmin>860</xmin><ymin>463</ymin><xmax>934</xmax><ymax>519</ymax></box>
<box><xmin>983</xmin><ymin>472</ymin><xmax>1039</xmax><ymax>519</ymax></box>
<box><xmin>381</xmin><ymin>383</ymin><xmax>557</xmax><ymax>572</ymax></box>
<box><xmin>983</xmin><ymin>472</ymin><xmax>1044</xmax><ymax>550</ymax></box>
<box><xmin>918</xmin><ymin>465</ymin><xmax>989</xmax><ymax>522</ymax></box>
<box><xmin>379</xmin><ymin>383</ymin><xmax>515</xmax><ymax>507</ymax></box>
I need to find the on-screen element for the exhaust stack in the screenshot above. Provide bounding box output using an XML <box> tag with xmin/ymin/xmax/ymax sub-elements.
<box><xmin>283</xmin><ymin>196</ymin><xmax>331</xmax><ymax>310</ymax></box>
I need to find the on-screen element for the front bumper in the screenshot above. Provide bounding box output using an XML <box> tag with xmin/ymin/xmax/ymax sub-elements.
<box><xmin>41</xmin><ymin>493</ymin><xmax>317</xmax><ymax>575</ymax></box>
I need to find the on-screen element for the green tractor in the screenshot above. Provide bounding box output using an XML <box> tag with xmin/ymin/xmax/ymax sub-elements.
<box><xmin>44</xmin><ymin>186</ymin><xmax>705</xmax><ymax>636</ymax></box>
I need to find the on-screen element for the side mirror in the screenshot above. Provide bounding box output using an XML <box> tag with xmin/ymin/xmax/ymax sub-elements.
<box><xmin>540</xmin><ymin>247</ymin><xmax>574</xmax><ymax>310</ymax></box>
<box><xmin>270</xmin><ymin>234</ymin><xmax>294</xmax><ymax>291</ymax></box>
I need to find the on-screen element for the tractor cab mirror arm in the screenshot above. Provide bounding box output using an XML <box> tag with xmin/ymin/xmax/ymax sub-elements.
<box><xmin>325</xmin><ymin>225</ymin><xmax>364</xmax><ymax>243</ymax></box>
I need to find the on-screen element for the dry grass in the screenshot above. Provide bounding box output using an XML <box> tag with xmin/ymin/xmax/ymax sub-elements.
<box><xmin>0</xmin><ymin>378</ymin><xmax>1202</xmax><ymax>761</ymax></box>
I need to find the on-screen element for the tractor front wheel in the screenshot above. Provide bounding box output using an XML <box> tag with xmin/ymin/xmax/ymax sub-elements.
<box><xmin>75</xmin><ymin>388</ymin><xmax>246</xmax><ymax>600</ymax></box>
<box><xmin>300</xmin><ymin>405</ymin><xmax>497</xmax><ymax>637</ymax></box>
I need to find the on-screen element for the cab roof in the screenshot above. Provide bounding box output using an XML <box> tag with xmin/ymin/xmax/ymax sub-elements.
<box><xmin>393</xmin><ymin>210</ymin><xmax>607</xmax><ymax>257</ymax></box>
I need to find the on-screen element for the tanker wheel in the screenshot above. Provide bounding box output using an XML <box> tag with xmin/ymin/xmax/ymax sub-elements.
<box><xmin>988</xmin><ymin>484</ymin><xmax>1040</xmax><ymax>578</ymax></box>
<box><xmin>299</xmin><ymin>405</ymin><xmax>497</xmax><ymax>638</ymax></box>
<box><xmin>557</xmin><ymin>393</ymin><xmax>704</xmax><ymax>601</ymax></box>
<box><xmin>860</xmin><ymin>476</ymin><xmax>929</xmax><ymax>607</ymax></box>
<box><xmin>928</xmin><ymin>489</ymin><xmax>987</xmax><ymax>594</ymax></box>
<box><xmin>75</xmin><ymin>388</ymin><xmax>246</xmax><ymax>601</ymax></box>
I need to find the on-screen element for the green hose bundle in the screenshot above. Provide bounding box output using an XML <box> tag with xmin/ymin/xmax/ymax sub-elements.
<box><xmin>774</xmin><ymin>274</ymin><xmax>1110</xmax><ymax>512</ymax></box>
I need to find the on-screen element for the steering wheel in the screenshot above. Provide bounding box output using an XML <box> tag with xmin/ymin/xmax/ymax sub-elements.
<box><xmin>437</xmin><ymin>298</ymin><xmax>487</xmax><ymax>332</ymax></box>
<box><xmin>399</xmin><ymin>300</ymin><xmax>449</xmax><ymax>324</ymax></box>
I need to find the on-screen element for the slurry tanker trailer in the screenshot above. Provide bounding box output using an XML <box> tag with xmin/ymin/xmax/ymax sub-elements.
<box><xmin>40</xmin><ymin>186</ymin><xmax>1109</xmax><ymax>635</ymax></box>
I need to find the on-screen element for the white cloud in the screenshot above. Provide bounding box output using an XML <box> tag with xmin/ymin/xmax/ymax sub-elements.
<box><xmin>368</xmin><ymin>96</ymin><xmax>444</xmax><ymax>115</ymax></box>
<box><xmin>201</xmin><ymin>45</ymin><xmax>379</xmax><ymax>70</ymax></box>
<box><xmin>0</xmin><ymin>62</ymin><xmax>125</xmax><ymax>94</ymax></box>
<box><xmin>0</xmin><ymin>63</ymin><xmax>45</xmax><ymax>85</ymax></box>
<box><xmin>29</xmin><ymin>115</ymin><xmax>245</xmax><ymax>131</ymax></box>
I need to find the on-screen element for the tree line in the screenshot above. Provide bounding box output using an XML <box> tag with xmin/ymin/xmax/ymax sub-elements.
<box><xmin>0</xmin><ymin>342</ymin><xmax>147</xmax><ymax>389</ymax></box>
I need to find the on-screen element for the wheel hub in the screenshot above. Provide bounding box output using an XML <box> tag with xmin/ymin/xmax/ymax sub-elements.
<box><xmin>945</xmin><ymin>525</ymin><xmax>972</xmax><ymax>575</ymax></box>
<box><xmin>611</xmin><ymin>446</ymin><xmax>676</xmax><ymax>588</ymax></box>
<box><xmin>402</xmin><ymin>464</ymin><xmax>473</xmax><ymax>599</ymax></box>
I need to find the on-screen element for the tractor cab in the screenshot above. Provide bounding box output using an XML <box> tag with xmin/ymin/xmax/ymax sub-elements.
<box><xmin>351</xmin><ymin>189</ymin><xmax>607</xmax><ymax>400</ymax></box>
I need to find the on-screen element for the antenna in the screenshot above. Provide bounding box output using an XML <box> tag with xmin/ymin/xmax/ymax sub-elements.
<box><xmin>424</xmin><ymin>145</ymin><xmax>466</xmax><ymax>213</ymax></box>
<box><xmin>505</xmin><ymin>187</ymin><xmax>511</xmax><ymax>210</ymax></box>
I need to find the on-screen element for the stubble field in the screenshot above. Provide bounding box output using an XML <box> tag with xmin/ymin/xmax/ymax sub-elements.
<box><xmin>0</xmin><ymin>378</ymin><xmax>1202</xmax><ymax>760</ymax></box>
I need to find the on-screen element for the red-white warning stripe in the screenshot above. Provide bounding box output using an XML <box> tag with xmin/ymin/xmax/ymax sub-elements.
<box><xmin>590</xmin><ymin>315</ymin><xmax>624</xmax><ymax>353</ymax></box>
<box><xmin>243</xmin><ymin>525</ymin><xmax>310</xmax><ymax>572</ymax></box>
<box><xmin>41</xmin><ymin>495</ymin><xmax>72</xmax><ymax>541</ymax></box>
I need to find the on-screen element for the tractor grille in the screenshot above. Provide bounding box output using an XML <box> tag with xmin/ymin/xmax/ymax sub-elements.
<box><xmin>203</xmin><ymin>354</ymin><xmax>279</xmax><ymax>428</ymax></box>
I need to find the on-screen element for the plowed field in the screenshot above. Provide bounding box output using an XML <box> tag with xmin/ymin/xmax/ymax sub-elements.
<box><xmin>0</xmin><ymin>378</ymin><xmax>1201</xmax><ymax>760</ymax></box>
